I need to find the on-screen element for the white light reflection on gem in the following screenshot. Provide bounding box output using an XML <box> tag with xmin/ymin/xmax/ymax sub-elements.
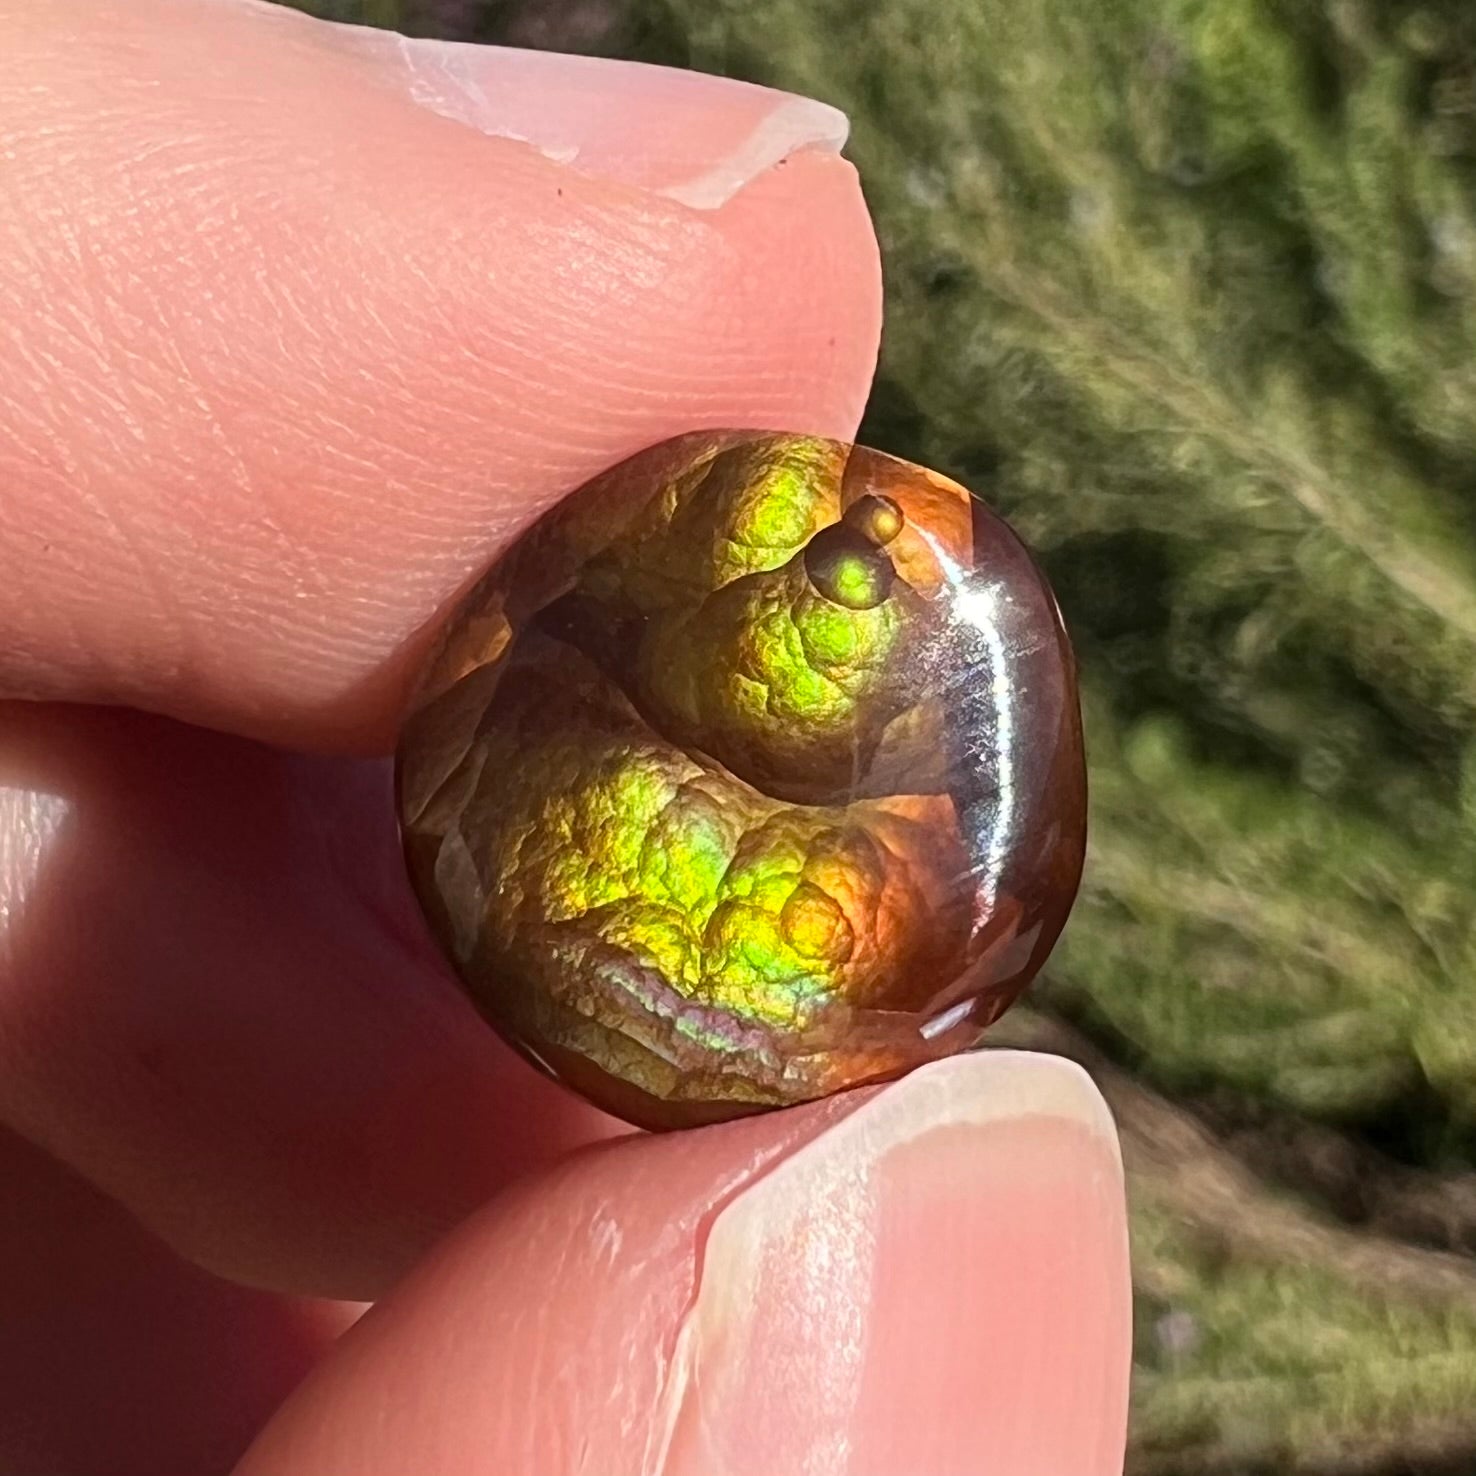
<box><xmin>923</xmin><ymin>542</ymin><xmax>1017</xmax><ymax>925</ymax></box>
<box><xmin>919</xmin><ymin>995</ymin><xmax>977</xmax><ymax>1041</ymax></box>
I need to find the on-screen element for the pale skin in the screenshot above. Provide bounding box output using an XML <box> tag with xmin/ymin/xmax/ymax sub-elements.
<box><xmin>0</xmin><ymin>3</ymin><xmax>1133</xmax><ymax>1472</ymax></box>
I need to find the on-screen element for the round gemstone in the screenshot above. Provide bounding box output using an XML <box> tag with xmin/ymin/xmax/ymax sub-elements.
<box><xmin>396</xmin><ymin>433</ymin><xmax>1086</xmax><ymax>1129</ymax></box>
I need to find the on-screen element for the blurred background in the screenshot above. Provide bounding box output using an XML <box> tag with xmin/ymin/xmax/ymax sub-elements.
<box><xmin>286</xmin><ymin>1</ymin><xmax>1476</xmax><ymax>1470</ymax></box>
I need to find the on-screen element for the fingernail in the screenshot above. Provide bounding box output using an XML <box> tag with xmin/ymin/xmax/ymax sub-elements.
<box><xmin>655</xmin><ymin>1052</ymin><xmax>1132</xmax><ymax>1476</ymax></box>
<box><xmin>317</xmin><ymin>21</ymin><xmax>848</xmax><ymax>209</ymax></box>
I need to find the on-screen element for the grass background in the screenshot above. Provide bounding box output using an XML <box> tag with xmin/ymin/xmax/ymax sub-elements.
<box><xmin>282</xmin><ymin>1</ymin><xmax>1476</xmax><ymax>1469</ymax></box>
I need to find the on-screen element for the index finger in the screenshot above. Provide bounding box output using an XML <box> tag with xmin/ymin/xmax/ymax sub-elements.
<box><xmin>0</xmin><ymin>0</ymin><xmax>880</xmax><ymax>751</ymax></box>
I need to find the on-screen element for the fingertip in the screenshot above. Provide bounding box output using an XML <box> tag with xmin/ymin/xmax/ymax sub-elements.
<box><xmin>324</xmin><ymin>21</ymin><xmax>853</xmax><ymax>212</ymax></box>
<box><xmin>659</xmin><ymin>1053</ymin><xmax>1129</xmax><ymax>1476</ymax></box>
<box><xmin>236</xmin><ymin>1054</ymin><xmax>1129</xmax><ymax>1476</ymax></box>
<box><xmin>0</xmin><ymin>2</ymin><xmax>881</xmax><ymax>748</ymax></box>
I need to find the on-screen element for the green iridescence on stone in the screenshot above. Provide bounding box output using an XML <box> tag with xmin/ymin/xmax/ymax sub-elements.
<box><xmin>398</xmin><ymin>432</ymin><xmax>1084</xmax><ymax>1128</ymax></box>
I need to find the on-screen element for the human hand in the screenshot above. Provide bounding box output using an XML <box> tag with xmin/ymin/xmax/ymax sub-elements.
<box><xmin>0</xmin><ymin>2</ymin><xmax>1131</xmax><ymax>1471</ymax></box>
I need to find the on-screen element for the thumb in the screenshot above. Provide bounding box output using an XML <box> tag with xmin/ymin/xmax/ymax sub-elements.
<box><xmin>0</xmin><ymin>0</ymin><xmax>879</xmax><ymax>749</ymax></box>
<box><xmin>236</xmin><ymin>1054</ymin><xmax>1133</xmax><ymax>1476</ymax></box>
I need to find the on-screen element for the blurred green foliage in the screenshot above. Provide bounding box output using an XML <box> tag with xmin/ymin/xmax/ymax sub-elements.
<box><xmin>284</xmin><ymin>0</ymin><xmax>1476</xmax><ymax>1468</ymax></box>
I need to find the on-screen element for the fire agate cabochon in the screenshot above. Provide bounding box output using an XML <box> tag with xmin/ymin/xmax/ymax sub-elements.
<box><xmin>396</xmin><ymin>432</ymin><xmax>1085</xmax><ymax>1129</ymax></box>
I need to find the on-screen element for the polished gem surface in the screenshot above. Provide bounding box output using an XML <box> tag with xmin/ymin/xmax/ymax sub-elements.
<box><xmin>396</xmin><ymin>433</ymin><xmax>1086</xmax><ymax>1129</ymax></box>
